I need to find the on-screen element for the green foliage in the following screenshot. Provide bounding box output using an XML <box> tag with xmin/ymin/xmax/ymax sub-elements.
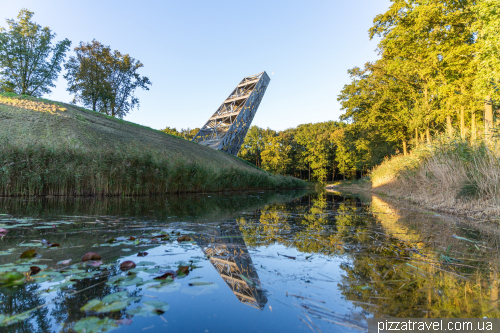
<box><xmin>64</xmin><ymin>40</ymin><xmax>151</xmax><ymax>118</ymax></box>
<box><xmin>160</xmin><ymin>127</ymin><xmax>200</xmax><ymax>140</ymax></box>
<box><xmin>0</xmin><ymin>9</ymin><xmax>71</xmax><ymax>96</ymax></box>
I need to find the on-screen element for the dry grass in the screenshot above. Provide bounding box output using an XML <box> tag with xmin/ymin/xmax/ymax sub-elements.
<box><xmin>370</xmin><ymin>138</ymin><xmax>500</xmax><ymax>221</ymax></box>
<box><xmin>0</xmin><ymin>93</ymin><xmax>306</xmax><ymax>196</ymax></box>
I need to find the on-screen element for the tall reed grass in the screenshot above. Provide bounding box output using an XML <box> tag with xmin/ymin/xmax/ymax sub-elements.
<box><xmin>0</xmin><ymin>94</ymin><xmax>306</xmax><ymax>196</ymax></box>
<box><xmin>0</xmin><ymin>141</ymin><xmax>304</xmax><ymax>196</ymax></box>
<box><xmin>370</xmin><ymin>137</ymin><xmax>500</xmax><ymax>220</ymax></box>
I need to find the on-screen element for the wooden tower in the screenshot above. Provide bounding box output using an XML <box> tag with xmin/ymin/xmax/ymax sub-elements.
<box><xmin>192</xmin><ymin>71</ymin><xmax>271</xmax><ymax>156</ymax></box>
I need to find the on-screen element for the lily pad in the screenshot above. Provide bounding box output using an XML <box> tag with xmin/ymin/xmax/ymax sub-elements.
<box><xmin>0</xmin><ymin>271</ymin><xmax>25</xmax><ymax>287</ymax></box>
<box><xmin>20</xmin><ymin>249</ymin><xmax>36</xmax><ymax>258</ymax></box>
<box><xmin>146</xmin><ymin>281</ymin><xmax>181</xmax><ymax>293</ymax></box>
<box><xmin>97</xmin><ymin>301</ymin><xmax>129</xmax><ymax>313</ymax></box>
<box><xmin>72</xmin><ymin>316</ymin><xmax>118</xmax><ymax>333</ymax></box>
<box><xmin>126</xmin><ymin>300</ymin><xmax>169</xmax><ymax>317</ymax></box>
<box><xmin>136</xmin><ymin>261</ymin><xmax>155</xmax><ymax>266</ymax></box>
<box><xmin>102</xmin><ymin>291</ymin><xmax>128</xmax><ymax>303</ymax></box>
<box><xmin>81</xmin><ymin>299</ymin><xmax>103</xmax><ymax>312</ymax></box>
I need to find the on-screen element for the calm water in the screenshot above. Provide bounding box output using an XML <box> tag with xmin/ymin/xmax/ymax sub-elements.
<box><xmin>0</xmin><ymin>190</ymin><xmax>499</xmax><ymax>333</ymax></box>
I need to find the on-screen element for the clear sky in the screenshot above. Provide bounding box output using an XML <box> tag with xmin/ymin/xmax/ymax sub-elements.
<box><xmin>0</xmin><ymin>0</ymin><xmax>390</xmax><ymax>131</ymax></box>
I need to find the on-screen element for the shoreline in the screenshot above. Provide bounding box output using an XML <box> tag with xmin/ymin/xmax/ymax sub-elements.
<box><xmin>327</xmin><ymin>182</ymin><xmax>499</xmax><ymax>223</ymax></box>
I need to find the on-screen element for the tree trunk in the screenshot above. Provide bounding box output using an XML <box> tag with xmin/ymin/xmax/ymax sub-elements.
<box><xmin>308</xmin><ymin>163</ymin><xmax>311</xmax><ymax>181</ymax></box>
<box><xmin>403</xmin><ymin>140</ymin><xmax>408</xmax><ymax>156</ymax></box>
<box><xmin>426</xmin><ymin>127</ymin><xmax>431</xmax><ymax>144</ymax></box>
<box><xmin>446</xmin><ymin>115</ymin><xmax>453</xmax><ymax>137</ymax></box>
<box><xmin>471</xmin><ymin>111</ymin><xmax>476</xmax><ymax>142</ymax></box>
<box><xmin>485</xmin><ymin>95</ymin><xmax>494</xmax><ymax>141</ymax></box>
<box><xmin>415</xmin><ymin>128</ymin><xmax>418</xmax><ymax>148</ymax></box>
<box><xmin>490</xmin><ymin>265</ymin><xmax>499</xmax><ymax>310</ymax></box>
<box><xmin>460</xmin><ymin>106</ymin><xmax>465</xmax><ymax>140</ymax></box>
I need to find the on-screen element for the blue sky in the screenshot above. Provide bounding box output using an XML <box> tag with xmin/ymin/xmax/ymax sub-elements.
<box><xmin>0</xmin><ymin>0</ymin><xmax>390</xmax><ymax>131</ymax></box>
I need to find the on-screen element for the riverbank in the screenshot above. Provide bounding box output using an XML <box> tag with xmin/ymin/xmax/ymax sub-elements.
<box><xmin>331</xmin><ymin>139</ymin><xmax>500</xmax><ymax>222</ymax></box>
<box><xmin>0</xmin><ymin>93</ymin><xmax>306</xmax><ymax>196</ymax></box>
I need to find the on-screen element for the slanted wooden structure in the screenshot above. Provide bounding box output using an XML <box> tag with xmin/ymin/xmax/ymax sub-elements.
<box><xmin>192</xmin><ymin>225</ymin><xmax>267</xmax><ymax>310</ymax></box>
<box><xmin>192</xmin><ymin>72</ymin><xmax>271</xmax><ymax>156</ymax></box>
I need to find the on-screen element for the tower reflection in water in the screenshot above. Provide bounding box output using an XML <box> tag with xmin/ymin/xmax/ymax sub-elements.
<box><xmin>193</xmin><ymin>223</ymin><xmax>267</xmax><ymax>310</ymax></box>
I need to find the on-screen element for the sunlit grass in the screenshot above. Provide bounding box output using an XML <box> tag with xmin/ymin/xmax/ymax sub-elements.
<box><xmin>370</xmin><ymin>137</ymin><xmax>500</xmax><ymax>220</ymax></box>
<box><xmin>0</xmin><ymin>93</ymin><xmax>306</xmax><ymax>196</ymax></box>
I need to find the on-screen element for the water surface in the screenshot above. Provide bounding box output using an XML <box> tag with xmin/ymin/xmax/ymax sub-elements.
<box><xmin>0</xmin><ymin>190</ymin><xmax>499</xmax><ymax>332</ymax></box>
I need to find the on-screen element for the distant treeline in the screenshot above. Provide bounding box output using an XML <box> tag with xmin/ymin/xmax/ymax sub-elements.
<box><xmin>236</xmin><ymin>122</ymin><xmax>393</xmax><ymax>181</ymax></box>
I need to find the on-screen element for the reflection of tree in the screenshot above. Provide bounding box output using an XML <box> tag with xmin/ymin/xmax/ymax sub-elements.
<box><xmin>238</xmin><ymin>194</ymin><xmax>367</xmax><ymax>256</ymax></box>
<box><xmin>0</xmin><ymin>283</ymin><xmax>51</xmax><ymax>333</ymax></box>
<box><xmin>237</xmin><ymin>192</ymin><xmax>500</xmax><ymax>318</ymax></box>
<box><xmin>338</xmin><ymin>195</ymin><xmax>500</xmax><ymax>318</ymax></box>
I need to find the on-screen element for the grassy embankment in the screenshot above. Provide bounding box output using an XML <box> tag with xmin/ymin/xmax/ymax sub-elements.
<box><xmin>0</xmin><ymin>93</ymin><xmax>306</xmax><ymax>196</ymax></box>
<box><xmin>336</xmin><ymin>138</ymin><xmax>500</xmax><ymax>221</ymax></box>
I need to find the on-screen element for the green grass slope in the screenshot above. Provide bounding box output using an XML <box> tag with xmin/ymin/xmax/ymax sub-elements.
<box><xmin>0</xmin><ymin>93</ymin><xmax>305</xmax><ymax>196</ymax></box>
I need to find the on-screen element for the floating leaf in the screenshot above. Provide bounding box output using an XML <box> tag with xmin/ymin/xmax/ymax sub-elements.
<box><xmin>73</xmin><ymin>316</ymin><xmax>118</xmax><ymax>333</ymax></box>
<box><xmin>87</xmin><ymin>261</ymin><xmax>103</xmax><ymax>267</ymax></box>
<box><xmin>0</xmin><ymin>248</ymin><xmax>14</xmax><ymax>256</ymax></box>
<box><xmin>18</xmin><ymin>243</ymin><xmax>43</xmax><ymax>247</ymax></box>
<box><xmin>107</xmin><ymin>275</ymin><xmax>143</xmax><ymax>287</ymax></box>
<box><xmin>137</xmin><ymin>252</ymin><xmax>148</xmax><ymax>257</ymax></box>
<box><xmin>154</xmin><ymin>270</ymin><xmax>176</xmax><ymax>280</ymax></box>
<box><xmin>81</xmin><ymin>299</ymin><xmax>103</xmax><ymax>312</ymax></box>
<box><xmin>0</xmin><ymin>229</ymin><xmax>8</xmax><ymax>235</ymax></box>
<box><xmin>55</xmin><ymin>280</ymin><xmax>75</xmax><ymax>289</ymax></box>
<box><xmin>57</xmin><ymin>259</ymin><xmax>72</xmax><ymax>265</ymax></box>
<box><xmin>20</xmin><ymin>249</ymin><xmax>36</xmax><ymax>259</ymax></box>
<box><xmin>181</xmin><ymin>282</ymin><xmax>219</xmax><ymax>295</ymax></box>
<box><xmin>115</xmin><ymin>318</ymin><xmax>132</xmax><ymax>326</ymax></box>
<box><xmin>30</xmin><ymin>266</ymin><xmax>41</xmax><ymax>275</ymax></box>
<box><xmin>82</xmin><ymin>252</ymin><xmax>101</xmax><ymax>261</ymax></box>
<box><xmin>96</xmin><ymin>301</ymin><xmax>129</xmax><ymax>313</ymax></box>
<box><xmin>102</xmin><ymin>291</ymin><xmax>128</xmax><ymax>303</ymax></box>
<box><xmin>177</xmin><ymin>235</ymin><xmax>192</xmax><ymax>242</ymax></box>
<box><xmin>121</xmin><ymin>248</ymin><xmax>131</xmax><ymax>252</ymax></box>
<box><xmin>49</xmin><ymin>243</ymin><xmax>60</xmax><ymax>248</ymax></box>
<box><xmin>176</xmin><ymin>266</ymin><xmax>190</xmax><ymax>277</ymax></box>
<box><xmin>189</xmin><ymin>281</ymin><xmax>214</xmax><ymax>286</ymax></box>
<box><xmin>126</xmin><ymin>301</ymin><xmax>169</xmax><ymax>317</ymax></box>
<box><xmin>120</xmin><ymin>261</ymin><xmax>136</xmax><ymax>271</ymax></box>
<box><xmin>146</xmin><ymin>281</ymin><xmax>181</xmax><ymax>293</ymax></box>
<box><xmin>0</xmin><ymin>271</ymin><xmax>25</xmax><ymax>287</ymax></box>
<box><xmin>137</xmin><ymin>261</ymin><xmax>155</xmax><ymax>266</ymax></box>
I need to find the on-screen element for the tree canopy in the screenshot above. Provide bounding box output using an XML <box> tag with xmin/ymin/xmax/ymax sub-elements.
<box><xmin>0</xmin><ymin>9</ymin><xmax>71</xmax><ymax>96</ymax></box>
<box><xmin>64</xmin><ymin>40</ymin><xmax>151</xmax><ymax>118</ymax></box>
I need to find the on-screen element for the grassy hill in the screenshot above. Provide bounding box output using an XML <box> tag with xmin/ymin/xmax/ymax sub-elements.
<box><xmin>0</xmin><ymin>93</ymin><xmax>305</xmax><ymax>196</ymax></box>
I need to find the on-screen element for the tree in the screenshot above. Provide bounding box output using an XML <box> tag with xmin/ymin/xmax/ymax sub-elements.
<box><xmin>261</xmin><ymin>136</ymin><xmax>292</xmax><ymax>174</ymax></box>
<box><xmin>160</xmin><ymin>127</ymin><xmax>200</xmax><ymax>140</ymax></box>
<box><xmin>0</xmin><ymin>9</ymin><xmax>71</xmax><ymax>96</ymax></box>
<box><xmin>473</xmin><ymin>0</ymin><xmax>500</xmax><ymax>140</ymax></box>
<box><xmin>64</xmin><ymin>40</ymin><xmax>151</xmax><ymax>118</ymax></box>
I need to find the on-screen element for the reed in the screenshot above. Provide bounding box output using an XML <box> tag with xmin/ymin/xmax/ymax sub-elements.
<box><xmin>0</xmin><ymin>93</ymin><xmax>305</xmax><ymax>196</ymax></box>
<box><xmin>370</xmin><ymin>137</ymin><xmax>500</xmax><ymax>220</ymax></box>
